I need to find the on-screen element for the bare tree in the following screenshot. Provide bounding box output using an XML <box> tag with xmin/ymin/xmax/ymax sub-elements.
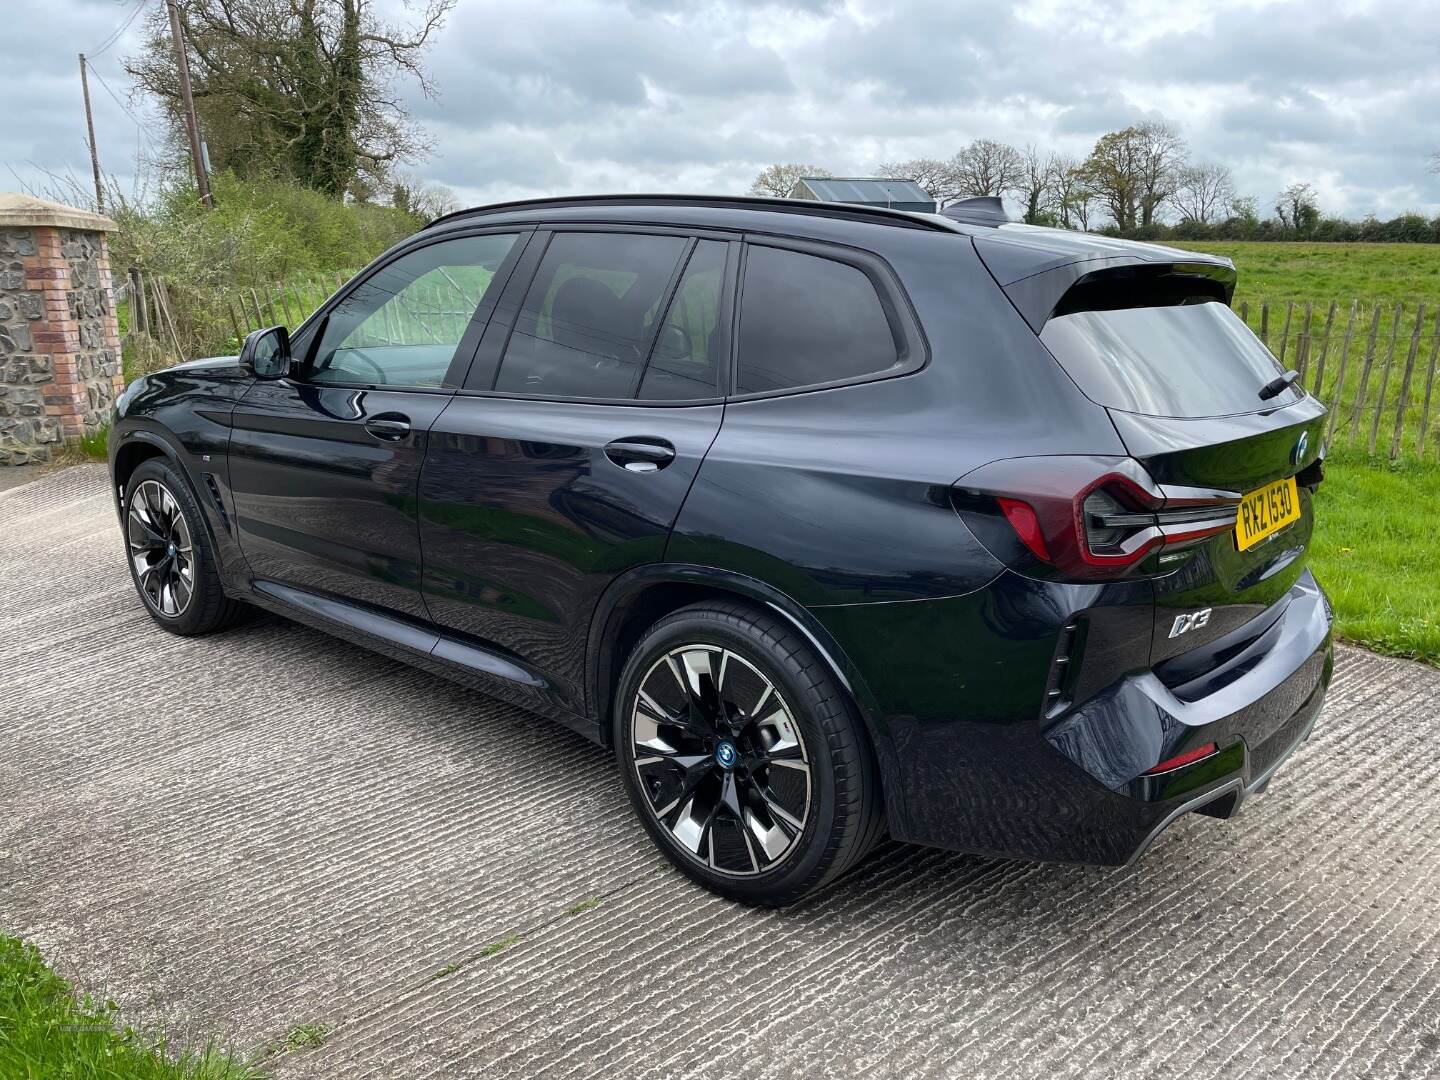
<box><xmin>874</xmin><ymin>158</ymin><xmax>964</xmax><ymax>207</ymax></box>
<box><xmin>128</xmin><ymin>0</ymin><xmax>454</xmax><ymax>198</ymax></box>
<box><xmin>1013</xmin><ymin>146</ymin><xmax>1055</xmax><ymax>224</ymax></box>
<box><xmin>1135</xmin><ymin>120</ymin><xmax>1187</xmax><ymax>226</ymax></box>
<box><xmin>1046</xmin><ymin>154</ymin><xmax>1095</xmax><ymax>230</ymax></box>
<box><xmin>392</xmin><ymin>174</ymin><xmax>460</xmax><ymax>221</ymax></box>
<box><xmin>1275</xmin><ymin>182</ymin><xmax>1320</xmax><ymax>232</ymax></box>
<box><xmin>953</xmin><ymin>139</ymin><xmax>1025</xmax><ymax>198</ymax></box>
<box><xmin>1173</xmin><ymin>162</ymin><xmax>1236</xmax><ymax>224</ymax></box>
<box><xmin>749</xmin><ymin>163</ymin><xmax>832</xmax><ymax>199</ymax></box>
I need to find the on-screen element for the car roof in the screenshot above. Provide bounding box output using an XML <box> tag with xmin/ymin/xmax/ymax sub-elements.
<box><xmin>425</xmin><ymin>194</ymin><xmax>1230</xmax><ymax>284</ymax></box>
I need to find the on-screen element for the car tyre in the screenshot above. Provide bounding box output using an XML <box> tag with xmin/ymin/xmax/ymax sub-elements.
<box><xmin>123</xmin><ymin>458</ymin><xmax>248</xmax><ymax>636</ymax></box>
<box><xmin>614</xmin><ymin>601</ymin><xmax>885</xmax><ymax>905</ymax></box>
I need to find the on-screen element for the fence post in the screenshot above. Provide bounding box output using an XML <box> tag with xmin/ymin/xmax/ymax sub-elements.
<box><xmin>1309</xmin><ymin>300</ymin><xmax>1338</xmax><ymax>395</ymax></box>
<box><xmin>1417</xmin><ymin>310</ymin><xmax>1440</xmax><ymax>461</ymax></box>
<box><xmin>1277</xmin><ymin>301</ymin><xmax>1294</xmax><ymax>365</ymax></box>
<box><xmin>1368</xmin><ymin>301</ymin><xmax>1404</xmax><ymax>455</ymax></box>
<box><xmin>224</xmin><ymin>294</ymin><xmax>245</xmax><ymax>346</ymax></box>
<box><xmin>1390</xmin><ymin>303</ymin><xmax>1425</xmax><ymax>460</ymax></box>
<box><xmin>1296</xmin><ymin>302</ymin><xmax>1314</xmax><ymax>381</ymax></box>
<box><xmin>1325</xmin><ymin>300</ymin><xmax>1359</xmax><ymax>444</ymax></box>
<box><xmin>1259</xmin><ymin>302</ymin><xmax>1270</xmax><ymax>348</ymax></box>
<box><xmin>1347</xmin><ymin>305</ymin><xmax>1384</xmax><ymax>440</ymax></box>
<box><xmin>1239</xmin><ymin>300</ymin><xmax>1249</xmax><ymax>326</ymax></box>
<box><xmin>127</xmin><ymin>267</ymin><xmax>148</xmax><ymax>334</ymax></box>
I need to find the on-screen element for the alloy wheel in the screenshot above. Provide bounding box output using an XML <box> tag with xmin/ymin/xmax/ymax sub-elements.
<box><xmin>127</xmin><ymin>479</ymin><xmax>194</xmax><ymax>618</ymax></box>
<box><xmin>630</xmin><ymin>644</ymin><xmax>812</xmax><ymax>876</ymax></box>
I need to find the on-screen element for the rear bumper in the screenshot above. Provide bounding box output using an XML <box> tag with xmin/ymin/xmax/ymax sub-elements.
<box><xmin>811</xmin><ymin>569</ymin><xmax>1334</xmax><ymax>865</ymax></box>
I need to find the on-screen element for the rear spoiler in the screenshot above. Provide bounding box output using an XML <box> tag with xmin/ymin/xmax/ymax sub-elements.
<box><xmin>996</xmin><ymin>257</ymin><xmax>1239</xmax><ymax>333</ymax></box>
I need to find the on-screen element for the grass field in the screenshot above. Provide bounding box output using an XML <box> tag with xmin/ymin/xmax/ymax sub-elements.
<box><xmin>1309</xmin><ymin>446</ymin><xmax>1439</xmax><ymax>665</ymax></box>
<box><xmin>1175</xmin><ymin>241</ymin><xmax>1440</xmax><ymax>307</ymax></box>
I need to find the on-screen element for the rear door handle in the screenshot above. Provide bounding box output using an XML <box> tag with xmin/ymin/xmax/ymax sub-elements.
<box><xmin>364</xmin><ymin>414</ymin><xmax>412</xmax><ymax>441</ymax></box>
<box><xmin>604</xmin><ymin>437</ymin><xmax>676</xmax><ymax>473</ymax></box>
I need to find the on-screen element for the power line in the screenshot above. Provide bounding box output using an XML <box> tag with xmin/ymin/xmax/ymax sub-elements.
<box><xmin>87</xmin><ymin>0</ymin><xmax>148</xmax><ymax>59</ymax></box>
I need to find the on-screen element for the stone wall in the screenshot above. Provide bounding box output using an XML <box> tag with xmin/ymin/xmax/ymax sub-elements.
<box><xmin>0</xmin><ymin>198</ymin><xmax>122</xmax><ymax>465</ymax></box>
<box><xmin>0</xmin><ymin>227</ymin><xmax>58</xmax><ymax>464</ymax></box>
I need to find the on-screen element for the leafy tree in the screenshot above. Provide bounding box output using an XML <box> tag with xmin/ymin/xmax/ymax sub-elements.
<box><xmin>1080</xmin><ymin>122</ymin><xmax>1186</xmax><ymax>230</ymax></box>
<box><xmin>1080</xmin><ymin>127</ymin><xmax>1146</xmax><ymax>230</ymax></box>
<box><xmin>1173</xmin><ymin>163</ymin><xmax>1235</xmax><ymax>224</ymax></box>
<box><xmin>874</xmin><ymin>158</ymin><xmax>965</xmax><ymax>207</ymax></box>
<box><xmin>750</xmin><ymin>163</ymin><xmax>832</xmax><ymax>199</ymax></box>
<box><xmin>127</xmin><ymin>0</ymin><xmax>454</xmax><ymax>199</ymax></box>
<box><xmin>953</xmin><ymin>139</ymin><xmax>1025</xmax><ymax>198</ymax></box>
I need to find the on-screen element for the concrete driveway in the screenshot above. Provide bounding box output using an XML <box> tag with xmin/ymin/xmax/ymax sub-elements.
<box><xmin>3</xmin><ymin>464</ymin><xmax>1438</xmax><ymax>1079</ymax></box>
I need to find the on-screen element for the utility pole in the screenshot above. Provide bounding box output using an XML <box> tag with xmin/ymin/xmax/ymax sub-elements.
<box><xmin>165</xmin><ymin>0</ymin><xmax>212</xmax><ymax>208</ymax></box>
<box><xmin>78</xmin><ymin>54</ymin><xmax>104</xmax><ymax>212</ymax></box>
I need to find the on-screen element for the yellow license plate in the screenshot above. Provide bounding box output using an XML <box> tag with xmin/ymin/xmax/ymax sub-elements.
<box><xmin>1235</xmin><ymin>476</ymin><xmax>1301</xmax><ymax>551</ymax></box>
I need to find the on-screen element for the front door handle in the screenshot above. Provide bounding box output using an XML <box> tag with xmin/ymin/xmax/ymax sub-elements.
<box><xmin>364</xmin><ymin>414</ymin><xmax>412</xmax><ymax>441</ymax></box>
<box><xmin>604</xmin><ymin>437</ymin><xmax>676</xmax><ymax>473</ymax></box>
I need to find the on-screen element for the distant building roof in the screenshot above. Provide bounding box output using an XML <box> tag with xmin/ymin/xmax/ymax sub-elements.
<box><xmin>788</xmin><ymin>177</ymin><xmax>937</xmax><ymax>214</ymax></box>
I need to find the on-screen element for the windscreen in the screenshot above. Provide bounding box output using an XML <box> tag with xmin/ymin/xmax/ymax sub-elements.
<box><xmin>1040</xmin><ymin>299</ymin><xmax>1302</xmax><ymax>418</ymax></box>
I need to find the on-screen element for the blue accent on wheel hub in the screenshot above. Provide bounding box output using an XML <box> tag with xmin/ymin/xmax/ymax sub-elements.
<box><xmin>715</xmin><ymin>740</ymin><xmax>738</xmax><ymax>769</ymax></box>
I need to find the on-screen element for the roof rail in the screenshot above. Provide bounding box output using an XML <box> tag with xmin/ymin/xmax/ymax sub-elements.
<box><xmin>423</xmin><ymin>193</ymin><xmax>956</xmax><ymax>233</ymax></box>
<box><xmin>941</xmin><ymin>196</ymin><xmax>1010</xmax><ymax>228</ymax></box>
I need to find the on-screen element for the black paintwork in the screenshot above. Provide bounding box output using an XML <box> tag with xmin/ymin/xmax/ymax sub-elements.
<box><xmin>108</xmin><ymin>194</ymin><xmax>1334</xmax><ymax>866</ymax></box>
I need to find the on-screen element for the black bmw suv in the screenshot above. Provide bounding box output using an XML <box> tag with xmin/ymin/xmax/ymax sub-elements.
<box><xmin>109</xmin><ymin>195</ymin><xmax>1333</xmax><ymax>904</ymax></box>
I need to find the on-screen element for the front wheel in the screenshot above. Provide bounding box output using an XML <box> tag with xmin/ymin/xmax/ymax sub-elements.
<box><xmin>123</xmin><ymin>458</ymin><xmax>248</xmax><ymax>636</ymax></box>
<box><xmin>614</xmin><ymin>601</ymin><xmax>884</xmax><ymax>905</ymax></box>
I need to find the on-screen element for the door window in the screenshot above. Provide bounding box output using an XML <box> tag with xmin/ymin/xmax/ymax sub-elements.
<box><xmin>494</xmin><ymin>232</ymin><xmax>687</xmax><ymax>399</ymax></box>
<box><xmin>735</xmin><ymin>245</ymin><xmax>901</xmax><ymax>395</ymax></box>
<box><xmin>638</xmin><ymin>240</ymin><xmax>728</xmax><ymax>400</ymax></box>
<box><xmin>309</xmin><ymin>233</ymin><xmax>519</xmax><ymax>388</ymax></box>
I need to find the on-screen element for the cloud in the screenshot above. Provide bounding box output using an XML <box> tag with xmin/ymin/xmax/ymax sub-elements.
<box><xmin>4</xmin><ymin>0</ymin><xmax>1438</xmax><ymax>221</ymax></box>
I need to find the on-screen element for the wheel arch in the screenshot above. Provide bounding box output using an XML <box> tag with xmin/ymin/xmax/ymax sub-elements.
<box><xmin>111</xmin><ymin>427</ymin><xmax>184</xmax><ymax>513</ymax></box>
<box><xmin>586</xmin><ymin>564</ymin><xmax>909</xmax><ymax>835</ymax></box>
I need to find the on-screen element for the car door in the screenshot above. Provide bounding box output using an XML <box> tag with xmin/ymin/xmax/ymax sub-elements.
<box><xmin>418</xmin><ymin>229</ymin><xmax>734</xmax><ymax>717</ymax></box>
<box><xmin>227</xmin><ymin>229</ymin><xmax>530</xmax><ymax>621</ymax></box>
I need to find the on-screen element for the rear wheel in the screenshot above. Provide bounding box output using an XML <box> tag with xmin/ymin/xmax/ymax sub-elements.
<box><xmin>614</xmin><ymin>601</ymin><xmax>884</xmax><ymax>905</ymax></box>
<box><xmin>124</xmin><ymin>458</ymin><xmax>248</xmax><ymax>636</ymax></box>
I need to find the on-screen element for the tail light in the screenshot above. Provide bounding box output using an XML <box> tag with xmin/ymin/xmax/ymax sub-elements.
<box><xmin>1145</xmin><ymin>742</ymin><xmax>1219</xmax><ymax>774</ymax></box>
<box><xmin>952</xmin><ymin>455</ymin><xmax>1240</xmax><ymax>582</ymax></box>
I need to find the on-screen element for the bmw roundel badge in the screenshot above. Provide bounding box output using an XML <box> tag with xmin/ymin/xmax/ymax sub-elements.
<box><xmin>715</xmin><ymin>741</ymin><xmax>738</xmax><ymax>769</ymax></box>
<box><xmin>1292</xmin><ymin>430</ymin><xmax>1309</xmax><ymax>467</ymax></box>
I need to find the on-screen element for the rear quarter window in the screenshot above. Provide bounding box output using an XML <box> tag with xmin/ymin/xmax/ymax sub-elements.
<box><xmin>1040</xmin><ymin>299</ymin><xmax>1302</xmax><ymax>418</ymax></box>
<box><xmin>735</xmin><ymin>244</ymin><xmax>910</xmax><ymax>395</ymax></box>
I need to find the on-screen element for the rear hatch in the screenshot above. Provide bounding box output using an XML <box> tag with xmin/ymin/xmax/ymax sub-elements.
<box><xmin>1036</xmin><ymin>266</ymin><xmax>1327</xmax><ymax>669</ymax></box>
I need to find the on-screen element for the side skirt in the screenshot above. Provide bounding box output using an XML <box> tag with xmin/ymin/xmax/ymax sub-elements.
<box><xmin>243</xmin><ymin>579</ymin><xmax>599</xmax><ymax>743</ymax></box>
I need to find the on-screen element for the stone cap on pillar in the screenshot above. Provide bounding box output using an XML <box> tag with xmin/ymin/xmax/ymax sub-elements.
<box><xmin>0</xmin><ymin>192</ymin><xmax>116</xmax><ymax>233</ymax></box>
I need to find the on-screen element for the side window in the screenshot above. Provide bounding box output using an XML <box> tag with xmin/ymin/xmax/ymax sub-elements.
<box><xmin>309</xmin><ymin>233</ymin><xmax>519</xmax><ymax>388</ymax></box>
<box><xmin>494</xmin><ymin>232</ymin><xmax>687</xmax><ymax>399</ymax></box>
<box><xmin>638</xmin><ymin>240</ymin><xmax>727</xmax><ymax>400</ymax></box>
<box><xmin>736</xmin><ymin>245</ymin><xmax>901</xmax><ymax>395</ymax></box>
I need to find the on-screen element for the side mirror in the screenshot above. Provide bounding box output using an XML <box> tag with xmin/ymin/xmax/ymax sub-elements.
<box><xmin>653</xmin><ymin>323</ymin><xmax>692</xmax><ymax>362</ymax></box>
<box><xmin>239</xmin><ymin>325</ymin><xmax>292</xmax><ymax>379</ymax></box>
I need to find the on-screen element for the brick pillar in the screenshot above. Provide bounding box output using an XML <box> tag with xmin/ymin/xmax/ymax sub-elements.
<box><xmin>0</xmin><ymin>193</ymin><xmax>122</xmax><ymax>464</ymax></box>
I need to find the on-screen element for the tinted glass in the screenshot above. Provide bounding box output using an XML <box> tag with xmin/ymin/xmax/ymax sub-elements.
<box><xmin>310</xmin><ymin>233</ymin><xmax>518</xmax><ymax>387</ymax></box>
<box><xmin>495</xmin><ymin>232</ymin><xmax>687</xmax><ymax>398</ymax></box>
<box><xmin>736</xmin><ymin>246</ymin><xmax>899</xmax><ymax>395</ymax></box>
<box><xmin>1041</xmin><ymin>300</ymin><xmax>1300</xmax><ymax>418</ymax></box>
<box><xmin>639</xmin><ymin>240</ymin><xmax>726</xmax><ymax>400</ymax></box>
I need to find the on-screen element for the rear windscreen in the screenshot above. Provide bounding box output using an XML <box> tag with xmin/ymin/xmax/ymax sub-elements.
<box><xmin>1040</xmin><ymin>299</ymin><xmax>1302</xmax><ymax>418</ymax></box>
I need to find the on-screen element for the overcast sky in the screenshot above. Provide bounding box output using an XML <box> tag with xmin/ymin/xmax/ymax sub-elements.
<box><xmin>6</xmin><ymin>0</ymin><xmax>1439</xmax><ymax>220</ymax></box>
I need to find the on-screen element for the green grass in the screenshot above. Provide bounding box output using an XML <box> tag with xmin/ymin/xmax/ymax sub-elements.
<box><xmin>0</xmin><ymin>935</ymin><xmax>259</xmax><ymax>1079</ymax></box>
<box><xmin>1175</xmin><ymin>242</ymin><xmax>1440</xmax><ymax>308</ymax></box>
<box><xmin>477</xmin><ymin>934</ymin><xmax>524</xmax><ymax>958</ymax></box>
<box><xmin>1309</xmin><ymin>448</ymin><xmax>1440</xmax><ymax>665</ymax></box>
